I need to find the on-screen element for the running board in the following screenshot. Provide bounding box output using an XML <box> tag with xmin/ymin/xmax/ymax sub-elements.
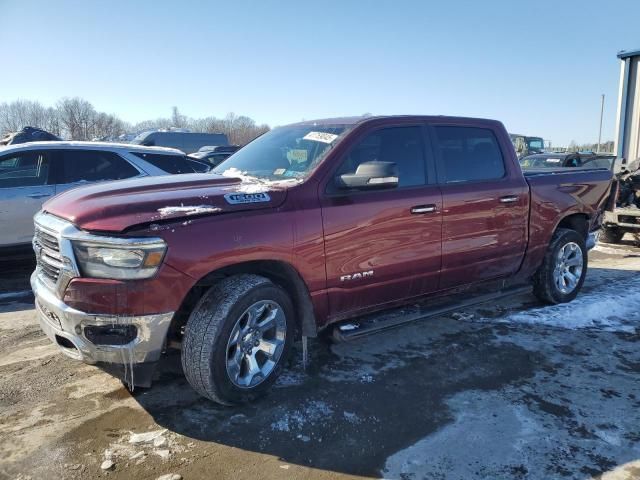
<box><xmin>332</xmin><ymin>286</ymin><xmax>532</xmax><ymax>342</ymax></box>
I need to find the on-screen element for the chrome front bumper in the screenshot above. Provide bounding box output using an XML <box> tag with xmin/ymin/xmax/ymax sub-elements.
<box><xmin>31</xmin><ymin>272</ymin><xmax>174</xmax><ymax>365</ymax></box>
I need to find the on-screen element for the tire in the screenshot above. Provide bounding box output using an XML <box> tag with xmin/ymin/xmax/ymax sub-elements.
<box><xmin>599</xmin><ymin>226</ymin><xmax>625</xmax><ymax>244</ymax></box>
<box><xmin>181</xmin><ymin>274</ymin><xmax>294</xmax><ymax>405</ymax></box>
<box><xmin>533</xmin><ymin>228</ymin><xmax>587</xmax><ymax>305</ymax></box>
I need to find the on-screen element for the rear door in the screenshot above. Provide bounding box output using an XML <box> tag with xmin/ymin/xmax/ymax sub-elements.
<box><xmin>430</xmin><ymin>123</ymin><xmax>528</xmax><ymax>289</ymax></box>
<box><xmin>0</xmin><ymin>150</ymin><xmax>55</xmax><ymax>246</ymax></box>
<box><xmin>320</xmin><ymin>124</ymin><xmax>442</xmax><ymax>317</ymax></box>
<box><xmin>53</xmin><ymin>149</ymin><xmax>141</xmax><ymax>194</ymax></box>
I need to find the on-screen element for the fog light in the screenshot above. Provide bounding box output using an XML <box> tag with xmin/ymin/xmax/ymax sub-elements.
<box><xmin>74</xmin><ymin>325</ymin><xmax>82</xmax><ymax>335</ymax></box>
<box><xmin>84</xmin><ymin>325</ymin><xmax>138</xmax><ymax>346</ymax></box>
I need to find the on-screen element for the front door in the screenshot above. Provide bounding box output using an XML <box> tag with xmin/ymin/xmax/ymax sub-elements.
<box><xmin>430</xmin><ymin>124</ymin><xmax>528</xmax><ymax>289</ymax></box>
<box><xmin>0</xmin><ymin>150</ymin><xmax>55</xmax><ymax>247</ymax></box>
<box><xmin>320</xmin><ymin>125</ymin><xmax>442</xmax><ymax>318</ymax></box>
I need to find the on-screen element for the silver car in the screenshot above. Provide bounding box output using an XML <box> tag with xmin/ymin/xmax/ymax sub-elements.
<box><xmin>0</xmin><ymin>141</ymin><xmax>207</xmax><ymax>251</ymax></box>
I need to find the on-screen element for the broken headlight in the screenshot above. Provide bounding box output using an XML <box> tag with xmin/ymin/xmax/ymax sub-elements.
<box><xmin>71</xmin><ymin>239</ymin><xmax>167</xmax><ymax>280</ymax></box>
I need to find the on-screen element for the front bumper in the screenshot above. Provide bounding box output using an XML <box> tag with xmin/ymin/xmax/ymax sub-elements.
<box><xmin>604</xmin><ymin>208</ymin><xmax>640</xmax><ymax>230</ymax></box>
<box><xmin>31</xmin><ymin>272</ymin><xmax>173</xmax><ymax>365</ymax></box>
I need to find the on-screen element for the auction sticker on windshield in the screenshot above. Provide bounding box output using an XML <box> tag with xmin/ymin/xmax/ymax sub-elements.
<box><xmin>303</xmin><ymin>131</ymin><xmax>339</xmax><ymax>144</ymax></box>
<box><xmin>287</xmin><ymin>149</ymin><xmax>308</xmax><ymax>163</ymax></box>
<box><xmin>224</xmin><ymin>192</ymin><xmax>271</xmax><ymax>204</ymax></box>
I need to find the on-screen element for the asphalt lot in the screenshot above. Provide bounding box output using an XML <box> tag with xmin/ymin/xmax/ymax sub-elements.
<box><xmin>1</xmin><ymin>241</ymin><xmax>640</xmax><ymax>480</ymax></box>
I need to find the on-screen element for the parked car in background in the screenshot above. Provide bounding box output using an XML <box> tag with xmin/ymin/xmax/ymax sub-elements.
<box><xmin>0</xmin><ymin>142</ymin><xmax>206</xmax><ymax>252</ymax></box>
<box><xmin>519</xmin><ymin>152</ymin><xmax>616</xmax><ymax>169</ymax></box>
<box><xmin>189</xmin><ymin>145</ymin><xmax>241</xmax><ymax>167</ymax></box>
<box><xmin>31</xmin><ymin>115</ymin><xmax>613</xmax><ymax>405</ymax></box>
<box><xmin>132</xmin><ymin>131</ymin><xmax>229</xmax><ymax>154</ymax></box>
<box><xmin>0</xmin><ymin>126</ymin><xmax>61</xmax><ymax>146</ymax></box>
<box><xmin>510</xmin><ymin>133</ymin><xmax>545</xmax><ymax>159</ymax></box>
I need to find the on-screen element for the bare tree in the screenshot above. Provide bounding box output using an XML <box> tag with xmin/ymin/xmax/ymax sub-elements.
<box><xmin>56</xmin><ymin>97</ymin><xmax>98</xmax><ymax>140</ymax></box>
<box><xmin>1</xmin><ymin>96</ymin><xmax>269</xmax><ymax>145</ymax></box>
<box><xmin>171</xmin><ymin>106</ymin><xmax>187</xmax><ymax>129</ymax></box>
<box><xmin>0</xmin><ymin>100</ymin><xmax>59</xmax><ymax>135</ymax></box>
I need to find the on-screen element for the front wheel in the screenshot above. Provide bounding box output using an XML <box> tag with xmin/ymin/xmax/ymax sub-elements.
<box><xmin>533</xmin><ymin>228</ymin><xmax>587</xmax><ymax>304</ymax></box>
<box><xmin>181</xmin><ymin>274</ymin><xmax>294</xmax><ymax>405</ymax></box>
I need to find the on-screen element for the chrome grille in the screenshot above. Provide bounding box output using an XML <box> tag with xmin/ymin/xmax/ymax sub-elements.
<box><xmin>34</xmin><ymin>226</ymin><xmax>62</xmax><ymax>285</ymax></box>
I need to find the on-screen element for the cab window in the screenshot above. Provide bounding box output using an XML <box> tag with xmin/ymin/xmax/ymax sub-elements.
<box><xmin>433</xmin><ymin>126</ymin><xmax>505</xmax><ymax>183</ymax></box>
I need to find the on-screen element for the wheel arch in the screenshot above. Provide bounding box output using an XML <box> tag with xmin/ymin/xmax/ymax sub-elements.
<box><xmin>554</xmin><ymin>212</ymin><xmax>590</xmax><ymax>239</ymax></box>
<box><xmin>168</xmin><ymin>260</ymin><xmax>317</xmax><ymax>344</ymax></box>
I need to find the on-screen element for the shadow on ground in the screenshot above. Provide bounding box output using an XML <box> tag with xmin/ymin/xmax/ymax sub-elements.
<box><xmin>128</xmin><ymin>324</ymin><xmax>543</xmax><ymax>477</ymax></box>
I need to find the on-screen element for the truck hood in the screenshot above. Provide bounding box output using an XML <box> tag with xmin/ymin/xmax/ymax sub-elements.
<box><xmin>43</xmin><ymin>173</ymin><xmax>292</xmax><ymax>232</ymax></box>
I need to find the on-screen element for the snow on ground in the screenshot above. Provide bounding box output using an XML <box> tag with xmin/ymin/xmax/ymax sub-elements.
<box><xmin>270</xmin><ymin>400</ymin><xmax>333</xmax><ymax>433</ymax></box>
<box><xmin>383</xmin><ymin>392</ymin><xmax>542</xmax><ymax>479</ymax></box>
<box><xmin>472</xmin><ymin>277</ymin><xmax>640</xmax><ymax>333</ymax></box>
<box><xmin>593</xmin><ymin>244</ymin><xmax>640</xmax><ymax>256</ymax></box>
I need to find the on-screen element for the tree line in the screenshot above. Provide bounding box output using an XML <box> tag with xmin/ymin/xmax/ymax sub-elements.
<box><xmin>0</xmin><ymin>98</ymin><xmax>270</xmax><ymax>146</ymax></box>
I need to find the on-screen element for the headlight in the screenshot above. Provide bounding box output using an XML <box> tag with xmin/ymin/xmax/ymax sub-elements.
<box><xmin>72</xmin><ymin>239</ymin><xmax>167</xmax><ymax>280</ymax></box>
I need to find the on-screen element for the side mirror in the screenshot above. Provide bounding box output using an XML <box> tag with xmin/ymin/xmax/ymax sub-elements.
<box><xmin>337</xmin><ymin>161</ymin><xmax>399</xmax><ymax>190</ymax></box>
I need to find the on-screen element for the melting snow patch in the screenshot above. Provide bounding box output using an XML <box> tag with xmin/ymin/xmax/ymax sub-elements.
<box><xmin>270</xmin><ymin>400</ymin><xmax>333</xmax><ymax>433</ymax></box>
<box><xmin>383</xmin><ymin>392</ymin><xmax>543</xmax><ymax>479</ymax></box>
<box><xmin>479</xmin><ymin>278</ymin><xmax>640</xmax><ymax>333</ymax></box>
<box><xmin>339</xmin><ymin>323</ymin><xmax>359</xmax><ymax>331</ymax></box>
<box><xmin>343</xmin><ymin>411</ymin><xmax>361</xmax><ymax>424</ymax></box>
<box><xmin>157</xmin><ymin>205</ymin><xmax>221</xmax><ymax>217</ymax></box>
<box><xmin>237</xmin><ymin>183</ymin><xmax>269</xmax><ymax>194</ymax></box>
<box><xmin>129</xmin><ymin>429</ymin><xmax>167</xmax><ymax>444</ymax></box>
<box><xmin>274</xmin><ymin>369</ymin><xmax>306</xmax><ymax>388</ymax></box>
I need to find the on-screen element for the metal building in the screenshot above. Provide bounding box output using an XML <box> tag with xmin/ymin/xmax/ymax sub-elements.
<box><xmin>615</xmin><ymin>48</ymin><xmax>640</xmax><ymax>166</ymax></box>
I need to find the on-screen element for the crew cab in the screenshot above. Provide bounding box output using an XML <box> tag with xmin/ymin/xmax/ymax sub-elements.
<box><xmin>31</xmin><ymin>116</ymin><xmax>613</xmax><ymax>405</ymax></box>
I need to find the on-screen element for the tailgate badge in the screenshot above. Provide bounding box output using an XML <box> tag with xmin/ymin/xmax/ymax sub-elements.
<box><xmin>224</xmin><ymin>192</ymin><xmax>271</xmax><ymax>204</ymax></box>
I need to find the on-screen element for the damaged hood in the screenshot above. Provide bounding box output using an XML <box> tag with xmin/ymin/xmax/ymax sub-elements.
<box><xmin>43</xmin><ymin>173</ymin><xmax>291</xmax><ymax>232</ymax></box>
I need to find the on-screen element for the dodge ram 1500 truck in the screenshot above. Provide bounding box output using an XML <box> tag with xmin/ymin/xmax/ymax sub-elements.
<box><xmin>31</xmin><ymin>115</ymin><xmax>613</xmax><ymax>405</ymax></box>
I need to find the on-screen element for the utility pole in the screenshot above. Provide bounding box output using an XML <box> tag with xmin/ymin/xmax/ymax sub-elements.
<box><xmin>597</xmin><ymin>94</ymin><xmax>605</xmax><ymax>153</ymax></box>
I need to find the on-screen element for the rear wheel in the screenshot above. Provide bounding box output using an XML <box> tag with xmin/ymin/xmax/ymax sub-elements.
<box><xmin>533</xmin><ymin>228</ymin><xmax>587</xmax><ymax>304</ymax></box>
<box><xmin>600</xmin><ymin>226</ymin><xmax>625</xmax><ymax>244</ymax></box>
<box><xmin>181</xmin><ymin>274</ymin><xmax>294</xmax><ymax>405</ymax></box>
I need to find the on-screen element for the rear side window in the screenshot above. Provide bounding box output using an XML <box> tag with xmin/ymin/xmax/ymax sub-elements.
<box><xmin>335</xmin><ymin>126</ymin><xmax>426</xmax><ymax>188</ymax></box>
<box><xmin>0</xmin><ymin>151</ymin><xmax>50</xmax><ymax>188</ymax></box>
<box><xmin>131</xmin><ymin>152</ymin><xmax>198</xmax><ymax>174</ymax></box>
<box><xmin>60</xmin><ymin>150</ymin><xmax>139</xmax><ymax>183</ymax></box>
<box><xmin>433</xmin><ymin>126</ymin><xmax>505</xmax><ymax>183</ymax></box>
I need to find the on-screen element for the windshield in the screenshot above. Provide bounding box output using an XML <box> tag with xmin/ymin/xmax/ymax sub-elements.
<box><xmin>212</xmin><ymin>124</ymin><xmax>349</xmax><ymax>181</ymax></box>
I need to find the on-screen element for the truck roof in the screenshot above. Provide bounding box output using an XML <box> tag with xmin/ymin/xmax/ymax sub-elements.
<box><xmin>287</xmin><ymin>115</ymin><xmax>503</xmax><ymax>127</ymax></box>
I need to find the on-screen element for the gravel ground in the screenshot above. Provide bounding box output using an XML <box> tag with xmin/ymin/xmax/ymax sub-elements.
<box><xmin>0</xmin><ymin>241</ymin><xmax>639</xmax><ymax>480</ymax></box>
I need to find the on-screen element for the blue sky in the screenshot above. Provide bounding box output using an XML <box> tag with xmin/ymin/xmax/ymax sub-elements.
<box><xmin>1</xmin><ymin>0</ymin><xmax>638</xmax><ymax>145</ymax></box>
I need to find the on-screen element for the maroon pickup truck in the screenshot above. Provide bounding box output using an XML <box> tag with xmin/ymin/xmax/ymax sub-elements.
<box><xmin>31</xmin><ymin>115</ymin><xmax>613</xmax><ymax>405</ymax></box>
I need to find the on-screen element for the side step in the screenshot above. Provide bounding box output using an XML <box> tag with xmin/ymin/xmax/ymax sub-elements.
<box><xmin>332</xmin><ymin>286</ymin><xmax>532</xmax><ymax>342</ymax></box>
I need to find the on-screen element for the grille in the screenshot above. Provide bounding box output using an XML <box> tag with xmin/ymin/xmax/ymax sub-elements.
<box><xmin>34</xmin><ymin>226</ymin><xmax>63</xmax><ymax>285</ymax></box>
<box><xmin>619</xmin><ymin>215</ymin><xmax>640</xmax><ymax>225</ymax></box>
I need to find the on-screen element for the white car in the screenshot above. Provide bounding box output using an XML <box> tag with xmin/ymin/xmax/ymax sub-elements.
<box><xmin>0</xmin><ymin>141</ymin><xmax>208</xmax><ymax>252</ymax></box>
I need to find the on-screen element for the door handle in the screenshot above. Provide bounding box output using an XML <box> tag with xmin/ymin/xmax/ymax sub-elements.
<box><xmin>411</xmin><ymin>204</ymin><xmax>437</xmax><ymax>214</ymax></box>
<box><xmin>27</xmin><ymin>193</ymin><xmax>52</xmax><ymax>199</ymax></box>
<box><xmin>499</xmin><ymin>195</ymin><xmax>519</xmax><ymax>204</ymax></box>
